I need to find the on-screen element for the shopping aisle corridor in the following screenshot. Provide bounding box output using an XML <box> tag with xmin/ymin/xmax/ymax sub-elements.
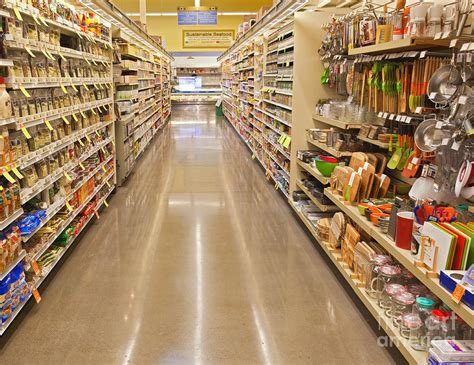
<box><xmin>0</xmin><ymin>105</ymin><xmax>403</xmax><ymax>364</ymax></box>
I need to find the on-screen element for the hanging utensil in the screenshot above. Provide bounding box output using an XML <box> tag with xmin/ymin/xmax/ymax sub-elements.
<box><xmin>456</xmin><ymin>0</ymin><xmax>471</xmax><ymax>37</ymax></box>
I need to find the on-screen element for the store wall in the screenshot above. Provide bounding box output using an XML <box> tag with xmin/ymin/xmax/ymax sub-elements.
<box><xmin>131</xmin><ymin>15</ymin><xmax>244</xmax><ymax>52</ymax></box>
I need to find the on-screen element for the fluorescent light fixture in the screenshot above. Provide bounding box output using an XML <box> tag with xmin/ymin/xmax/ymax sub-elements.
<box><xmin>195</xmin><ymin>0</ymin><xmax>200</xmax><ymax>7</ymax></box>
<box><xmin>125</xmin><ymin>12</ymin><xmax>257</xmax><ymax>16</ymax></box>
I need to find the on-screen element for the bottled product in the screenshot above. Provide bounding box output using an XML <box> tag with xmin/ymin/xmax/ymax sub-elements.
<box><xmin>0</xmin><ymin>77</ymin><xmax>11</xmax><ymax>119</ymax></box>
<box><xmin>426</xmin><ymin>4</ymin><xmax>443</xmax><ymax>37</ymax></box>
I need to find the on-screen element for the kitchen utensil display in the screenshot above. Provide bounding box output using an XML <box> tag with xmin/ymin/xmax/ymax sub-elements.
<box><xmin>428</xmin><ymin>63</ymin><xmax>463</xmax><ymax>105</ymax></box>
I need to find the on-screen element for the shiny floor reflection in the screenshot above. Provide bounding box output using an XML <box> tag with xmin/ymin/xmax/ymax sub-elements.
<box><xmin>0</xmin><ymin>105</ymin><xmax>402</xmax><ymax>364</ymax></box>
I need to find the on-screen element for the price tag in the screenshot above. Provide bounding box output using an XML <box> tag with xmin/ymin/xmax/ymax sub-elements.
<box><xmin>62</xmin><ymin>116</ymin><xmax>70</xmax><ymax>125</ymax></box>
<box><xmin>65</xmin><ymin>201</ymin><xmax>73</xmax><ymax>212</ymax></box>
<box><xmin>58</xmin><ymin>52</ymin><xmax>66</xmax><ymax>61</ymax></box>
<box><xmin>378</xmin><ymin>112</ymin><xmax>383</xmax><ymax>118</ymax></box>
<box><xmin>406</xmin><ymin>117</ymin><xmax>412</xmax><ymax>123</ymax></box>
<box><xmin>31</xmin><ymin>260</ymin><xmax>40</xmax><ymax>274</ymax></box>
<box><xmin>75</xmin><ymin>30</ymin><xmax>83</xmax><ymax>39</ymax></box>
<box><xmin>434</xmin><ymin>32</ymin><xmax>442</xmax><ymax>40</ymax></box>
<box><xmin>93</xmin><ymin>83</ymin><xmax>98</xmax><ymax>90</ymax></box>
<box><xmin>282</xmin><ymin>136</ymin><xmax>291</xmax><ymax>148</ymax></box>
<box><xmin>84</xmin><ymin>58</ymin><xmax>91</xmax><ymax>65</ymax></box>
<box><xmin>95</xmin><ymin>210</ymin><xmax>100</xmax><ymax>220</ymax></box>
<box><xmin>106</xmin><ymin>181</ymin><xmax>111</xmax><ymax>188</ymax></box>
<box><xmin>19</xmin><ymin>85</ymin><xmax>31</xmax><ymax>98</ymax></box>
<box><xmin>429</xmin><ymin>92</ymin><xmax>438</xmax><ymax>100</ymax></box>
<box><xmin>13</xmin><ymin>7</ymin><xmax>23</xmax><ymax>21</ymax></box>
<box><xmin>60</xmin><ymin>84</ymin><xmax>68</xmax><ymax>94</ymax></box>
<box><xmin>80</xmin><ymin>111</ymin><xmax>86</xmax><ymax>118</ymax></box>
<box><xmin>46</xmin><ymin>50</ymin><xmax>54</xmax><ymax>60</ymax></box>
<box><xmin>452</xmin><ymin>141</ymin><xmax>461</xmax><ymax>151</ymax></box>
<box><xmin>415</xmin><ymin>106</ymin><xmax>422</xmax><ymax>114</ymax></box>
<box><xmin>97</xmin><ymin>105</ymin><xmax>103</xmax><ymax>112</ymax></box>
<box><xmin>441</xmin><ymin>138</ymin><xmax>449</xmax><ymax>146</ymax></box>
<box><xmin>251</xmin><ymin>154</ymin><xmax>255</xmax><ymax>160</ymax></box>
<box><xmin>79</xmin><ymin>162</ymin><xmax>85</xmax><ymax>170</ymax></box>
<box><xmin>72</xmin><ymin>113</ymin><xmax>78</xmax><ymax>122</ymax></box>
<box><xmin>459</xmin><ymin>95</ymin><xmax>468</xmax><ymax>105</ymax></box>
<box><xmin>389</xmin><ymin>114</ymin><xmax>395</xmax><ymax>120</ymax></box>
<box><xmin>85</xmin><ymin>134</ymin><xmax>91</xmax><ymax>143</ymax></box>
<box><xmin>450</xmin><ymin>39</ymin><xmax>458</xmax><ymax>48</ymax></box>
<box><xmin>25</xmin><ymin>47</ymin><xmax>35</xmax><ymax>57</ymax></box>
<box><xmin>64</xmin><ymin>171</ymin><xmax>72</xmax><ymax>181</ymax></box>
<box><xmin>101</xmin><ymin>147</ymin><xmax>106</xmax><ymax>154</ymax></box>
<box><xmin>83</xmin><ymin>83</ymin><xmax>89</xmax><ymax>91</ymax></box>
<box><xmin>95</xmin><ymin>130</ymin><xmax>100</xmax><ymax>137</ymax></box>
<box><xmin>103</xmin><ymin>200</ymin><xmax>109</xmax><ymax>208</ymax></box>
<box><xmin>383</xmin><ymin>113</ymin><xmax>389</xmax><ymax>118</ymax></box>
<box><xmin>442</xmin><ymin>32</ymin><xmax>451</xmax><ymax>39</ymax></box>
<box><xmin>21</xmin><ymin>127</ymin><xmax>31</xmax><ymax>139</ymax></box>
<box><xmin>11</xmin><ymin>167</ymin><xmax>23</xmax><ymax>179</ymax></box>
<box><xmin>41</xmin><ymin>48</ymin><xmax>50</xmax><ymax>59</ymax></box>
<box><xmin>102</xmin><ymin>165</ymin><xmax>107</xmax><ymax>173</ymax></box>
<box><xmin>400</xmin><ymin>115</ymin><xmax>407</xmax><ymax>122</ymax></box>
<box><xmin>39</xmin><ymin>16</ymin><xmax>48</xmax><ymax>27</ymax></box>
<box><xmin>436</xmin><ymin>121</ymin><xmax>444</xmax><ymax>129</ymax></box>
<box><xmin>419</xmin><ymin>51</ymin><xmax>427</xmax><ymax>58</ymax></box>
<box><xmin>2</xmin><ymin>171</ymin><xmax>15</xmax><ymax>183</ymax></box>
<box><xmin>78</xmin><ymin>138</ymin><xmax>84</xmax><ymax>147</ymax></box>
<box><xmin>32</xmin><ymin>288</ymin><xmax>41</xmax><ymax>303</ymax></box>
<box><xmin>44</xmin><ymin>119</ymin><xmax>53</xmax><ymax>131</ymax></box>
<box><xmin>91</xmin><ymin>108</ymin><xmax>96</xmax><ymax>115</ymax></box>
<box><xmin>91</xmin><ymin>59</ymin><xmax>97</xmax><ymax>66</ymax></box>
<box><xmin>451</xmin><ymin>284</ymin><xmax>466</xmax><ymax>304</ymax></box>
<box><xmin>461</xmin><ymin>43</ymin><xmax>470</xmax><ymax>51</ymax></box>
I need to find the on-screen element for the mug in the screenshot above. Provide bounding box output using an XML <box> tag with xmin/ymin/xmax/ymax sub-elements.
<box><xmin>395</xmin><ymin>211</ymin><xmax>414</xmax><ymax>250</ymax></box>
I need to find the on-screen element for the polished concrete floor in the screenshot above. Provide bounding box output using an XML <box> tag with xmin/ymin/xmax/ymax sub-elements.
<box><xmin>0</xmin><ymin>105</ymin><xmax>403</xmax><ymax>364</ymax></box>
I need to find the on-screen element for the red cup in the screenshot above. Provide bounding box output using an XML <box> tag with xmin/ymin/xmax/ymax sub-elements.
<box><xmin>395</xmin><ymin>211</ymin><xmax>414</xmax><ymax>250</ymax></box>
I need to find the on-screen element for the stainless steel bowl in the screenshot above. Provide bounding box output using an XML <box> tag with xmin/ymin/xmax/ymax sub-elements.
<box><xmin>428</xmin><ymin>65</ymin><xmax>463</xmax><ymax>104</ymax></box>
<box><xmin>414</xmin><ymin>118</ymin><xmax>452</xmax><ymax>152</ymax></box>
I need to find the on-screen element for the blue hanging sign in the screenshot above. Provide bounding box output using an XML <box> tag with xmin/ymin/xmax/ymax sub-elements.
<box><xmin>178</xmin><ymin>6</ymin><xmax>217</xmax><ymax>25</ymax></box>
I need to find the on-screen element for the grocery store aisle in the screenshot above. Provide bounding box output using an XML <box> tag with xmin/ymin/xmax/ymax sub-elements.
<box><xmin>0</xmin><ymin>105</ymin><xmax>402</xmax><ymax>364</ymax></box>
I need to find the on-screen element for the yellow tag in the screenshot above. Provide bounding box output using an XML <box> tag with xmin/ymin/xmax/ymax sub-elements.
<box><xmin>91</xmin><ymin>59</ymin><xmax>97</xmax><ymax>65</ymax></box>
<box><xmin>46</xmin><ymin>50</ymin><xmax>54</xmax><ymax>60</ymax></box>
<box><xmin>39</xmin><ymin>16</ymin><xmax>48</xmax><ymax>27</ymax></box>
<box><xmin>13</xmin><ymin>7</ymin><xmax>23</xmax><ymax>21</ymax></box>
<box><xmin>95</xmin><ymin>210</ymin><xmax>100</xmax><ymax>220</ymax></box>
<box><xmin>25</xmin><ymin>47</ymin><xmax>35</xmax><ymax>58</ymax></box>
<box><xmin>91</xmin><ymin>108</ymin><xmax>96</xmax><ymax>115</ymax></box>
<box><xmin>60</xmin><ymin>84</ymin><xmax>68</xmax><ymax>94</ymax></box>
<box><xmin>80</xmin><ymin>111</ymin><xmax>86</xmax><ymax>118</ymax></box>
<box><xmin>85</xmin><ymin>134</ymin><xmax>91</xmax><ymax>143</ymax></box>
<box><xmin>21</xmin><ymin>127</ymin><xmax>32</xmax><ymax>139</ymax></box>
<box><xmin>32</xmin><ymin>14</ymin><xmax>41</xmax><ymax>25</ymax></box>
<box><xmin>31</xmin><ymin>260</ymin><xmax>40</xmax><ymax>275</ymax></box>
<box><xmin>19</xmin><ymin>86</ymin><xmax>31</xmax><ymax>98</ymax></box>
<box><xmin>71</xmin><ymin>84</ymin><xmax>78</xmax><ymax>92</ymax></box>
<box><xmin>282</xmin><ymin>136</ymin><xmax>291</xmax><ymax>149</ymax></box>
<box><xmin>102</xmin><ymin>165</ymin><xmax>106</xmax><ymax>172</ymax></box>
<box><xmin>44</xmin><ymin>119</ymin><xmax>53</xmax><ymax>131</ymax></box>
<box><xmin>41</xmin><ymin>48</ymin><xmax>49</xmax><ymax>59</ymax></box>
<box><xmin>101</xmin><ymin>147</ymin><xmax>106</xmax><ymax>154</ymax></box>
<box><xmin>83</xmin><ymin>83</ymin><xmax>89</xmax><ymax>91</ymax></box>
<box><xmin>3</xmin><ymin>171</ymin><xmax>15</xmax><ymax>183</ymax></box>
<box><xmin>32</xmin><ymin>288</ymin><xmax>41</xmax><ymax>303</ymax></box>
<box><xmin>11</xmin><ymin>167</ymin><xmax>23</xmax><ymax>179</ymax></box>
<box><xmin>62</xmin><ymin>116</ymin><xmax>70</xmax><ymax>125</ymax></box>
<box><xmin>93</xmin><ymin>83</ymin><xmax>98</xmax><ymax>90</ymax></box>
<box><xmin>64</xmin><ymin>172</ymin><xmax>72</xmax><ymax>181</ymax></box>
<box><xmin>95</xmin><ymin>131</ymin><xmax>100</xmax><ymax>137</ymax></box>
<box><xmin>84</xmin><ymin>58</ymin><xmax>91</xmax><ymax>65</ymax></box>
<box><xmin>72</xmin><ymin>113</ymin><xmax>78</xmax><ymax>122</ymax></box>
<box><xmin>103</xmin><ymin>200</ymin><xmax>109</xmax><ymax>208</ymax></box>
<box><xmin>65</xmin><ymin>201</ymin><xmax>73</xmax><ymax>212</ymax></box>
<box><xmin>106</xmin><ymin>181</ymin><xmax>111</xmax><ymax>188</ymax></box>
<box><xmin>452</xmin><ymin>284</ymin><xmax>466</xmax><ymax>304</ymax></box>
<box><xmin>275</xmin><ymin>183</ymin><xmax>279</xmax><ymax>190</ymax></box>
<box><xmin>105</xmin><ymin>83</ymin><xmax>111</xmax><ymax>89</ymax></box>
<box><xmin>76</xmin><ymin>30</ymin><xmax>83</xmax><ymax>39</ymax></box>
<box><xmin>78</xmin><ymin>138</ymin><xmax>84</xmax><ymax>147</ymax></box>
<box><xmin>97</xmin><ymin>105</ymin><xmax>102</xmax><ymax>112</ymax></box>
<box><xmin>251</xmin><ymin>155</ymin><xmax>255</xmax><ymax>160</ymax></box>
<box><xmin>58</xmin><ymin>52</ymin><xmax>66</xmax><ymax>61</ymax></box>
<box><xmin>111</xmin><ymin>140</ymin><xmax>115</xmax><ymax>147</ymax></box>
<box><xmin>79</xmin><ymin>162</ymin><xmax>85</xmax><ymax>170</ymax></box>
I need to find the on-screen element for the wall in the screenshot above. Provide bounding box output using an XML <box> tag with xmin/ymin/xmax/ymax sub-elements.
<box><xmin>132</xmin><ymin>15</ymin><xmax>244</xmax><ymax>52</ymax></box>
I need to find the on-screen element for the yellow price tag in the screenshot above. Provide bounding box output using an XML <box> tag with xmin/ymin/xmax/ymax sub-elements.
<box><xmin>19</xmin><ymin>86</ymin><xmax>31</xmax><ymax>98</ymax></box>
<box><xmin>3</xmin><ymin>171</ymin><xmax>15</xmax><ymax>183</ymax></box>
<box><xmin>39</xmin><ymin>16</ymin><xmax>48</xmax><ymax>27</ymax></box>
<box><xmin>75</xmin><ymin>30</ymin><xmax>83</xmax><ymax>39</ymax></box>
<box><xmin>60</xmin><ymin>84</ymin><xmax>68</xmax><ymax>94</ymax></box>
<box><xmin>85</xmin><ymin>134</ymin><xmax>91</xmax><ymax>143</ymax></box>
<box><xmin>58</xmin><ymin>52</ymin><xmax>66</xmax><ymax>61</ymax></box>
<box><xmin>64</xmin><ymin>172</ymin><xmax>72</xmax><ymax>181</ymax></box>
<box><xmin>95</xmin><ymin>131</ymin><xmax>100</xmax><ymax>137</ymax></box>
<box><xmin>95</xmin><ymin>210</ymin><xmax>100</xmax><ymax>220</ymax></box>
<box><xmin>41</xmin><ymin>48</ymin><xmax>49</xmax><ymax>59</ymax></box>
<box><xmin>101</xmin><ymin>147</ymin><xmax>106</xmax><ymax>154</ymax></box>
<box><xmin>111</xmin><ymin>140</ymin><xmax>115</xmax><ymax>147</ymax></box>
<box><xmin>11</xmin><ymin>167</ymin><xmax>23</xmax><ymax>179</ymax></box>
<box><xmin>21</xmin><ymin>127</ymin><xmax>32</xmax><ymax>139</ymax></box>
<box><xmin>61</xmin><ymin>116</ymin><xmax>70</xmax><ymax>125</ymax></box>
<box><xmin>44</xmin><ymin>119</ymin><xmax>53</xmax><ymax>131</ymax></box>
<box><xmin>102</xmin><ymin>165</ymin><xmax>106</xmax><ymax>172</ymax></box>
<box><xmin>25</xmin><ymin>47</ymin><xmax>35</xmax><ymax>58</ymax></box>
<box><xmin>97</xmin><ymin>105</ymin><xmax>102</xmax><ymax>112</ymax></box>
<box><xmin>31</xmin><ymin>14</ymin><xmax>41</xmax><ymax>25</ymax></box>
<box><xmin>79</xmin><ymin>162</ymin><xmax>85</xmax><ymax>170</ymax></box>
<box><xmin>84</xmin><ymin>58</ymin><xmax>91</xmax><ymax>65</ymax></box>
<box><xmin>80</xmin><ymin>111</ymin><xmax>86</xmax><ymax>118</ymax></box>
<box><xmin>93</xmin><ymin>83</ymin><xmax>98</xmax><ymax>90</ymax></box>
<box><xmin>106</xmin><ymin>181</ymin><xmax>111</xmax><ymax>188</ymax></box>
<box><xmin>78</xmin><ymin>138</ymin><xmax>84</xmax><ymax>147</ymax></box>
<box><xmin>71</xmin><ymin>84</ymin><xmax>78</xmax><ymax>92</ymax></box>
<box><xmin>103</xmin><ymin>200</ymin><xmax>109</xmax><ymax>208</ymax></box>
<box><xmin>72</xmin><ymin>113</ymin><xmax>78</xmax><ymax>122</ymax></box>
<box><xmin>91</xmin><ymin>59</ymin><xmax>97</xmax><ymax>65</ymax></box>
<box><xmin>83</xmin><ymin>83</ymin><xmax>89</xmax><ymax>91</ymax></box>
<box><xmin>282</xmin><ymin>136</ymin><xmax>291</xmax><ymax>149</ymax></box>
<box><xmin>46</xmin><ymin>50</ymin><xmax>55</xmax><ymax>60</ymax></box>
<box><xmin>91</xmin><ymin>108</ymin><xmax>96</xmax><ymax>115</ymax></box>
<box><xmin>13</xmin><ymin>7</ymin><xmax>23</xmax><ymax>21</ymax></box>
<box><xmin>65</xmin><ymin>201</ymin><xmax>73</xmax><ymax>212</ymax></box>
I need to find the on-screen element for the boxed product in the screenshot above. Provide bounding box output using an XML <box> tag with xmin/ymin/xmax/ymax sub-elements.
<box><xmin>440</xmin><ymin>268</ymin><xmax>474</xmax><ymax>310</ymax></box>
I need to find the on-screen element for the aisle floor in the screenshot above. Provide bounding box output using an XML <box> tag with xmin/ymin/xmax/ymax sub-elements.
<box><xmin>0</xmin><ymin>105</ymin><xmax>403</xmax><ymax>364</ymax></box>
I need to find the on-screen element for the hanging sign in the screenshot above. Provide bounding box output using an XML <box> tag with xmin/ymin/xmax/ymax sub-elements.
<box><xmin>178</xmin><ymin>7</ymin><xmax>217</xmax><ymax>25</ymax></box>
<box><xmin>183</xmin><ymin>30</ymin><xmax>234</xmax><ymax>48</ymax></box>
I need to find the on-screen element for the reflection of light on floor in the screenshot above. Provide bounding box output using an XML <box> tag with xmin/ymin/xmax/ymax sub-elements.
<box><xmin>171</xmin><ymin>121</ymin><xmax>216</xmax><ymax>125</ymax></box>
<box><xmin>195</xmin><ymin>222</ymin><xmax>203</xmax><ymax>365</ymax></box>
<box><xmin>168</xmin><ymin>198</ymin><xmax>224</xmax><ymax>208</ymax></box>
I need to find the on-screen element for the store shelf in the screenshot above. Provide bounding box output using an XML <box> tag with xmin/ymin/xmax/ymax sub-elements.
<box><xmin>357</xmin><ymin>135</ymin><xmax>390</xmax><ymax>149</ymax></box>
<box><xmin>0</xmin><ymin>250</ymin><xmax>26</xmax><ymax>281</ymax></box>
<box><xmin>296</xmin><ymin>180</ymin><xmax>338</xmax><ymax>212</ymax></box>
<box><xmin>312</xmin><ymin>114</ymin><xmax>361</xmax><ymax>129</ymax></box>
<box><xmin>323</xmin><ymin>189</ymin><xmax>474</xmax><ymax>328</ymax></box>
<box><xmin>297</xmin><ymin>160</ymin><xmax>331</xmax><ymax>185</ymax></box>
<box><xmin>306</xmin><ymin>137</ymin><xmax>353</xmax><ymax>157</ymax></box>
<box><xmin>255</xmin><ymin>107</ymin><xmax>292</xmax><ymax>127</ymax></box>
<box><xmin>289</xmin><ymin>199</ymin><xmax>427</xmax><ymax>365</ymax></box>
<box><xmin>0</xmin><ymin>208</ymin><xmax>24</xmax><ymax>231</ymax></box>
<box><xmin>348</xmin><ymin>37</ymin><xmax>451</xmax><ymax>56</ymax></box>
<box><xmin>263</xmin><ymin>99</ymin><xmax>292</xmax><ymax>110</ymax></box>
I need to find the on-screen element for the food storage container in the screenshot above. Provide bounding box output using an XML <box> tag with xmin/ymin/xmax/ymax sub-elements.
<box><xmin>391</xmin><ymin>290</ymin><xmax>416</xmax><ymax>328</ymax></box>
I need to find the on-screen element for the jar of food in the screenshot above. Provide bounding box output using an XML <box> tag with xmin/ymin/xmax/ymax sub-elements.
<box><xmin>379</xmin><ymin>283</ymin><xmax>405</xmax><ymax>314</ymax></box>
<box><xmin>392</xmin><ymin>290</ymin><xmax>416</xmax><ymax>328</ymax></box>
<box><xmin>371</xmin><ymin>264</ymin><xmax>402</xmax><ymax>303</ymax></box>
<box><xmin>413</xmin><ymin>297</ymin><xmax>435</xmax><ymax>323</ymax></box>
<box><xmin>400</xmin><ymin>312</ymin><xmax>423</xmax><ymax>342</ymax></box>
<box><xmin>406</xmin><ymin>283</ymin><xmax>428</xmax><ymax>298</ymax></box>
<box><xmin>365</xmin><ymin>255</ymin><xmax>392</xmax><ymax>298</ymax></box>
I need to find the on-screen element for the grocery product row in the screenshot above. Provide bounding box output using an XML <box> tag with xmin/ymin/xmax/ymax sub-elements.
<box><xmin>220</xmin><ymin>2</ymin><xmax>474</xmax><ymax>364</ymax></box>
<box><xmin>0</xmin><ymin>0</ymin><xmax>172</xmax><ymax>336</ymax></box>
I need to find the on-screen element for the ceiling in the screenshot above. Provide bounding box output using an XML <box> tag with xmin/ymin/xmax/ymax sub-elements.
<box><xmin>110</xmin><ymin>0</ymin><xmax>273</xmax><ymax>13</ymax></box>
